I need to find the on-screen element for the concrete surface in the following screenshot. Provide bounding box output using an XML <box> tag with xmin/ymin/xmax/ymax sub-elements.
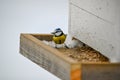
<box><xmin>69</xmin><ymin>0</ymin><xmax>120</xmax><ymax>62</ymax></box>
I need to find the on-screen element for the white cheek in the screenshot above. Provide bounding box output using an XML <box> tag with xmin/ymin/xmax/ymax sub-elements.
<box><xmin>55</xmin><ymin>32</ymin><xmax>62</xmax><ymax>36</ymax></box>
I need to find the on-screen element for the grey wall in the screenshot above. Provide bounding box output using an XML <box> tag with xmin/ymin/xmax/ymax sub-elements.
<box><xmin>69</xmin><ymin>0</ymin><xmax>120</xmax><ymax>62</ymax></box>
<box><xmin>0</xmin><ymin>0</ymin><xmax>68</xmax><ymax>80</ymax></box>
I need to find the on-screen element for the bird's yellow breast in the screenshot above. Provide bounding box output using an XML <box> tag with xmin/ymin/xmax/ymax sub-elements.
<box><xmin>53</xmin><ymin>34</ymin><xmax>66</xmax><ymax>44</ymax></box>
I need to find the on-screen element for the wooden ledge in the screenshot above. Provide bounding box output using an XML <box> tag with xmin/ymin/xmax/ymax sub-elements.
<box><xmin>20</xmin><ymin>34</ymin><xmax>120</xmax><ymax>80</ymax></box>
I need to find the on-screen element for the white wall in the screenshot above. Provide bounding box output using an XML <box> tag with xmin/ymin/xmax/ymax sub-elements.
<box><xmin>69</xmin><ymin>0</ymin><xmax>120</xmax><ymax>62</ymax></box>
<box><xmin>0</xmin><ymin>0</ymin><xmax>68</xmax><ymax>80</ymax></box>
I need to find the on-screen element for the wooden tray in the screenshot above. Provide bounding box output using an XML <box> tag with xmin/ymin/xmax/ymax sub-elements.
<box><xmin>20</xmin><ymin>34</ymin><xmax>120</xmax><ymax>80</ymax></box>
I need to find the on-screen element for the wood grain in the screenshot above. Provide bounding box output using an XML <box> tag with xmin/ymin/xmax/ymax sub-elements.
<box><xmin>20</xmin><ymin>34</ymin><xmax>72</xmax><ymax>80</ymax></box>
<box><xmin>81</xmin><ymin>63</ymin><xmax>120</xmax><ymax>80</ymax></box>
<box><xmin>20</xmin><ymin>34</ymin><xmax>120</xmax><ymax>80</ymax></box>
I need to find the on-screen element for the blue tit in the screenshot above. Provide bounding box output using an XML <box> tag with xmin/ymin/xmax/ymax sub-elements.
<box><xmin>51</xmin><ymin>28</ymin><xmax>66</xmax><ymax>44</ymax></box>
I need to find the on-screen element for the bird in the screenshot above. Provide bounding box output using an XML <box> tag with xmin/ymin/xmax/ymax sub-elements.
<box><xmin>51</xmin><ymin>28</ymin><xmax>84</xmax><ymax>48</ymax></box>
<box><xmin>51</xmin><ymin>28</ymin><xmax>67</xmax><ymax>48</ymax></box>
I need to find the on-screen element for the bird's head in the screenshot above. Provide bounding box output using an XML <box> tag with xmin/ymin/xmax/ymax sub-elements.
<box><xmin>51</xmin><ymin>28</ymin><xmax>63</xmax><ymax>36</ymax></box>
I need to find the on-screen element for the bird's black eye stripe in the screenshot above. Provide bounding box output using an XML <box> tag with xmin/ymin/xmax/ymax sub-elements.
<box><xmin>56</xmin><ymin>30</ymin><xmax>61</xmax><ymax>32</ymax></box>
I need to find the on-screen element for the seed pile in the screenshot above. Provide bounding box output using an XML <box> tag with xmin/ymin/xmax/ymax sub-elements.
<box><xmin>57</xmin><ymin>47</ymin><xmax>109</xmax><ymax>62</ymax></box>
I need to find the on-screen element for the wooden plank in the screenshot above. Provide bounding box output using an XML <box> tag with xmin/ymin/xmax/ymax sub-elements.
<box><xmin>71</xmin><ymin>63</ymin><xmax>120</xmax><ymax>80</ymax></box>
<box><xmin>32</xmin><ymin>34</ymin><xmax>53</xmax><ymax>41</ymax></box>
<box><xmin>71</xmin><ymin>64</ymin><xmax>81</xmax><ymax>80</ymax></box>
<box><xmin>20</xmin><ymin>34</ymin><xmax>120</xmax><ymax>80</ymax></box>
<box><xmin>20</xmin><ymin>34</ymin><xmax>77</xmax><ymax>63</ymax></box>
<box><xmin>20</xmin><ymin>34</ymin><xmax>72</xmax><ymax>80</ymax></box>
<box><xmin>81</xmin><ymin>63</ymin><xmax>120</xmax><ymax>80</ymax></box>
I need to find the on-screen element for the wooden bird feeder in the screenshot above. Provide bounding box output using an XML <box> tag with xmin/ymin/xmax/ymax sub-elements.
<box><xmin>20</xmin><ymin>34</ymin><xmax>120</xmax><ymax>80</ymax></box>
